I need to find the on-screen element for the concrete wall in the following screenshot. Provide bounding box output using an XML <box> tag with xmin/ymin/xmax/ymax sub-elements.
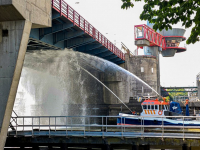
<box><xmin>0</xmin><ymin>0</ymin><xmax>51</xmax><ymax>149</ymax></box>
<box><xmin>0</xmin><ymin>0</ymin><xmax>51</xmax><ymax>28</ymax></box>
<box><xmin>121</xmin><ymin>53</ymin><xmax>160</xmax><ymax>96</ymax></box>
<box><xmin>0</xmin><ymin>20</ymin><xmax>32</xmax><ymax>150</ymax></box>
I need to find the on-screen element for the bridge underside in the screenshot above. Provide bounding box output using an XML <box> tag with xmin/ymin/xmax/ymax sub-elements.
<box><xmin>28</xmin><ymin>9</ymin><xmax>125</xmax><ymax>65</ymax></box>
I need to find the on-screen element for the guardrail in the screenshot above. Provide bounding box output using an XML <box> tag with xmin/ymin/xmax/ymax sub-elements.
<box><xmin>134</xmin><ymin>24</ymin><xmax>166</xmax><ymax>50</ymax></box>
<box><xmin>51</xmin><ymin>0</ymin><xmax>125</xmax><ymax>60</ymax></box>
<box><xmin>8</xmin><ymin>115</ymin><xmax>200</xmax><ymax>140</ymax></box>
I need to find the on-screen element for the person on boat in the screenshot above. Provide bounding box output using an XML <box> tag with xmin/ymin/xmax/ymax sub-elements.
<box><xmin>185</xmin><ymin>99</ymin><xmax>189</xmax><ymax>116</ymax></box>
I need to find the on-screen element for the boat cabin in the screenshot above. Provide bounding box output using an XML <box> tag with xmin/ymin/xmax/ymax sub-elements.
<box><xmin>141</xmin><ymin>99</ymin><xmax>170</xmax><ymax>116</ymax></box>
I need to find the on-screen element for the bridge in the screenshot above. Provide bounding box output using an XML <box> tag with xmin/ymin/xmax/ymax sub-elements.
<box><xmin>0</xmin><ymin>0</ymin><xmax>126</xmax><ymax>148</ymax></box>
<box><xmin>29</xmin><ymin>0</ymin><xmax>125</xmax><ymax>64</ymax></box>
<box><xmin>134</xmin><ymin>24</ymin><xmax>187</xmax><ymax>57</ymax></box>
<box><xmin>0</xmin><ymin>0</ymin><xmax>194</xmax><ymax>149</ymax></box>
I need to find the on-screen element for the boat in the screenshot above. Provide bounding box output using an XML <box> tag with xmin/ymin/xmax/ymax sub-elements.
<box><xmin>117</xmin><ymin>98</ymin><xmax>200</xmax><ymax>126</ymax></box>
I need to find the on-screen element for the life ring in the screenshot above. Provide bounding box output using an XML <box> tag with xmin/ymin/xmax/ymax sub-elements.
<box><xmin>158</xmin><ymin>110</ymin><xmax>162</xmax><ymax>115</ymax></box>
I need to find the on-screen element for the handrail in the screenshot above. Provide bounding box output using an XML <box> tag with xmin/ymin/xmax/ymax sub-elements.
<box><xmin>51</xmin><ymin>0</ymin><xmax>125</xmax><ymax>61</ymax></box>
<box><xmin>134</xmin><ymin>24</ymin><xmax>166</xmax><ymax>50</ymax></box>
<box><xmin>8</xmin><ymin>115</ymin><xmax>200</xmax><ymax>139</ymax></box>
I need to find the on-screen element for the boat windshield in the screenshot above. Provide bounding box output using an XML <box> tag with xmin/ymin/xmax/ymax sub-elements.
<box><xmin>143</xmin><ymin>105</ymin><xmax>147</xmax><ymax>109</ymax></box>
<box><xmin>142</xmin><ymin>104</ymin><xmax>169</xmax><ymax>111</ymax></box>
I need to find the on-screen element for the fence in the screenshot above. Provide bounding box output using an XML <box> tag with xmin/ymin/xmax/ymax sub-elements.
<box><xmin>134</xmin><ymin>24</ymin><xmax>166</xmax><ymax>50</ymax></box>
<box><xmin>8</xmin><ymin>115</ymin><xmax>200</xmax><ymax>140</ymax></box>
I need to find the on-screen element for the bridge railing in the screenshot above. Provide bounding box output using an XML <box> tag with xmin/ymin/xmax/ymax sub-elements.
<box><xmin>51</xmin><ymin>0</ymin><xmax>125</xmax><ymax>60</ymax></box>
<box><xmin>134</xmin><ymin>24</ymin><xmax>166</xmax><ymax>50</ymax></box>
<box><xmin>8</xmin><ymin>115</ymin><xmax>200</xmax><ymax>139</ymax></box>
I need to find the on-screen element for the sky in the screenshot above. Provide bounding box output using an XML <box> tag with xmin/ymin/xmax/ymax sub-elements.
<box><xmin>65</xmin><ymin>0</ymin><xmax>200</xmax><ymax>87</ymax></box>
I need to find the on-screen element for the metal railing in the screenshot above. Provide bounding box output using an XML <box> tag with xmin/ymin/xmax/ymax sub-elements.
<box><xmin>8</xmin><ymin>115</ymin><xmax>200</xmax><ymax>140</ymax></box>
<box><xmin>134</xmin><ymin>24</ymin><xmax>166</xmax><ymax>50</ymax></box>
<box><xmin>51</xmin><ymin>0</ymin><xmax>125</xmax><ymax>60</ymax></box>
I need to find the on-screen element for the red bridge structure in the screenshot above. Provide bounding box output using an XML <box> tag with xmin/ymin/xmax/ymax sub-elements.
<box><xmin>134</xmin><ymin>24</ymin><xmax>186</xmax><ymax>57</ymax></box>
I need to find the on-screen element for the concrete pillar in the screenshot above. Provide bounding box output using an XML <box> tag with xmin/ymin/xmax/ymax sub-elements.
<box><xmin>144</xmin><ymin>46</ymin><xmax>161</xmax><ymax>95</ymax></box>
<box><xmin>0</xmin><ymin>20</ymin><xmax>32</xmax><ymax>149</ymax></box>
<box><xmin>0</xmin><ymin>0</ymin><xmax>51</xmax><ymax>149</ymax></box>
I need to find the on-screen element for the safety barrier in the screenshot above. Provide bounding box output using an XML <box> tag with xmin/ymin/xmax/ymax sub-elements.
<box><xmin>134</xmin><ymin>24</ymin><xmax>166</xmax><ymax>50</ymax></box>
<box><xmin>8</xmin><ymin>115</ymin><xmax>200</xmax><ymax>140</ymax></box>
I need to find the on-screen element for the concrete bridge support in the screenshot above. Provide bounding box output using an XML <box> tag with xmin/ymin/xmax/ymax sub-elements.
<box><xmin>0</xmin><ymin>20</ymin><xmax>32</xmax><ymax>148</ymax></box>
<box><xmin>0</xmin><ymin>0</ymin><xmax>51</xmax><ymax>149</ymax></box>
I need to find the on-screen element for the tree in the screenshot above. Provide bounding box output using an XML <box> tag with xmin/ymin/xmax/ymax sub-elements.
<box><xmin>121</xmin><ymin>0</ymin><xmax>200</xmax><ymax>44</ymax></box>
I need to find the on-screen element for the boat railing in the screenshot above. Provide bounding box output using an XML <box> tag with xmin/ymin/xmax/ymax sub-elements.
<box><xmin>8</xmin><ymin>115</ymin><xmax>200</xmax><ymax>140</ymax></box>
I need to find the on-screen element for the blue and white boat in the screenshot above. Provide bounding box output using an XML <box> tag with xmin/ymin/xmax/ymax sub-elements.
<box><xmin>117</xmin><ymin>98</ymin><xmax>200</xmax><ymax>126</ymax></box>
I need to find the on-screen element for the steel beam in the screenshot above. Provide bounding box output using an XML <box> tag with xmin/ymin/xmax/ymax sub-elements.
<box><xmin>39</xmin><ymin>23</ymin><xmax>74</xmax><ymax>39</ymax></box>
<box><xmin>76</xmin><ymin>43</ymin><xmax>103</xmax><ymax>52</ymax></box>
<box><xmin>54</xmin><ymin>30</ymin><xmax>84</xmax><ymax>44</ymax></box>
<box><xmin>87</xmin><ymin>48</ymin><xmax>108</xmax><ymax>55</ymax></box>
<box><xmin>97</xmin><ymin>51</ymin><xmax>113</xmax><ymax>57</ymax></box>
<box><xmin>110</xmin><ymin>57</ymin><xmax>121</xmax><ymax>62</ymax></box>
<box><xmin>66</xmin><ymin>38</ymin><xmax>95</xmax><ymax>48</ymax></box>
<box><xmin>52</xmin><ymin>9</ymin><xmax>61</xmax><ymax>20</ymax></box>
<box><xmin>115</xmin><ymin>60</ymin><xmax>125</xmax><ymax>64</ymax></box>
<box><xmin>103</xmin><ymin>55</ymin><xmax>118</xmax><ymax>60</ymax></box>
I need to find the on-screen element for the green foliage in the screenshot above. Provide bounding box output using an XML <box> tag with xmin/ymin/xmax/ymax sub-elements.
<box><xmin>165</xmin><ymin>96</ymin><xmax>170</xmax><ymax>102</ymax></box>
<box><xmin>166</xmin><ymin>89</ymin><xmax>188</xmax><ymax>98</ymax></box>
<box><xmin>121</xmin><ymin>0</ymin><xmax>200</xmax><ymax>44</ymax></box>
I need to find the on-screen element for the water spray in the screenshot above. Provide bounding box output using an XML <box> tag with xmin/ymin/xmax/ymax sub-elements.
<box><xmin>77</xmin><ymin>64</ymin><xmax>133</xmax><ymax>113</ymax></box>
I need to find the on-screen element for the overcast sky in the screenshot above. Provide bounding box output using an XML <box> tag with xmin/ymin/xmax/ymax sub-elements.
<box><xmin>65</xmin><ymin>0</ymin><xmax>200</xmax><ymax>87</ymax></box>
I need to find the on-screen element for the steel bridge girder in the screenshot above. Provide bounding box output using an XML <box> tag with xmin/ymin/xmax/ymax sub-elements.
<box><xmin>40</xmin><ymin>23</ymin><xmax>74</xmax><ymax>39</ymax></box>
<box><xmin>77</xmin><ymin>44</ymin><xmax>103</xmax><ymax>52</ymax></box>
<box><xmin>97</xmin><ymin>51</ymin><xmax>113</xmax><ymax>57</ymax></box>
<box><xmin>54</xmin><ymin>30</ymin><xmax>85</xmax><ymax>44</ymax></box>
<box><xmin>87</xmin><ymin>48</ymin><xmax>108</xmax><ymax>55</ymax></box>
<box><xmin>66</xmin><ymin>38</ymin><xmax>95</xmax><ymax>48</ymax></box>
<box><xmin>103</xmin><ymin>55</ymin><xmax>118</xmax><ymax>60</ymax></box>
